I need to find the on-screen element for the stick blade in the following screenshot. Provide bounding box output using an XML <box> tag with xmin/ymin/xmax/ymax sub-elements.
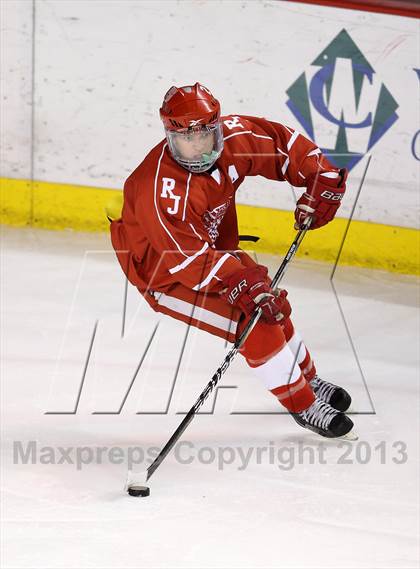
<box><xmin>125</xmin><ymin>469</ymin><xmax>149</xmax><ymax>497</ymax></box>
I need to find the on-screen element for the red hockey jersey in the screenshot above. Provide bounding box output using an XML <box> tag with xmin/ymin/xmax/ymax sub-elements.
<box><xmin>110</xmin><ymin>115</ymin><xmax>336</xmax><ymax>295</ymax></box>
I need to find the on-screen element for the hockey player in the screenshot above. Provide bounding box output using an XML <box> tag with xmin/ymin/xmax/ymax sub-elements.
<box><xmin>110</xmin><ymin>83</ymin><xmax>354</xmax><ymax>439</ymax></box>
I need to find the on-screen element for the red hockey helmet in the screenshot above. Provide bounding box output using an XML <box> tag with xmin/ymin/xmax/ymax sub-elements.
<box><xmin>160</xmin><ymin>83</ymin><xmax>224</xmax><ymax>173</ymax></box>
<box><xmin>160</xmin><ymin>83</ymin><xmax>221</xmax><ymax>130</ymax></box>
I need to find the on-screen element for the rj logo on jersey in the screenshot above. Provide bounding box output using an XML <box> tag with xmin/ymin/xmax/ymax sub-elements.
<box><xmin>286</xmin><ymin>29</ymin><xmax>399</xmax><ymax>171</ymax></box>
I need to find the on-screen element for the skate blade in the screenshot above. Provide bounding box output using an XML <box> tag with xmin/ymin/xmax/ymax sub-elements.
<box><xmin>338</xmin><ymin>430</ymin><xmax>359</xmax><ymax>441</ymax></box>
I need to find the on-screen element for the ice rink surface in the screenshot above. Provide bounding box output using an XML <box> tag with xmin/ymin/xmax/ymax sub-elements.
<box><xmin>1</xmin><ymin>226</ymin><xmax>419</xmax><ymax>569</ymax></box>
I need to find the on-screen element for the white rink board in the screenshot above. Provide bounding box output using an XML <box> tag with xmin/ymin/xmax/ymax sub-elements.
<box><xmin>1</xmin><ymin>0</ymin><xmax>419</xmax><ymax>227</ymax></box>
<box><xmin>0</xmin><ymin>0</ymin><xmax>32</xmax><ymax>179</ymax></box>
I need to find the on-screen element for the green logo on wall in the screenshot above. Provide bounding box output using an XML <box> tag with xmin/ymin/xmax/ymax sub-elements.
<box><xmin>286</xmin><ymin>29</ymin><xmax>399</xmax><ymax>170</ymax></box>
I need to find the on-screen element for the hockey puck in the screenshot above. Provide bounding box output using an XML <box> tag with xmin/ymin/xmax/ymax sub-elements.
<box><xmin>127</xmin><ymin>485</ymin><xmax>150</xmax><ymax>497</ymax></box>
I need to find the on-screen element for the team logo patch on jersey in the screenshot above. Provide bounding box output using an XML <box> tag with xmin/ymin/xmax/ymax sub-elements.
<box><xmin>203</xmin><ymin>200</ymin><xmax>231</xmax><ymax>242</ymax></box>
<box><xmin>285</xmin><ymin>29</ymin><xmax>399</xmax><ymax>171</ymax></box>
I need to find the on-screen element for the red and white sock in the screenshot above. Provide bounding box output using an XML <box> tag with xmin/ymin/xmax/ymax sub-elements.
<box><xmin>251</xmin><ymin>343</ymin><xmax>315</xmax><ymax>413</ymax></box>
<box><xmin>282</xmin><ymin>318</ymin><xmax>317</xmax><ymax>382</ymax></box>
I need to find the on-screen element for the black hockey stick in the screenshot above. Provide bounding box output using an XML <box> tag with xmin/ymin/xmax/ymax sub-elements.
<box><xmin>127</xmin><ymin>219</ymin><xmax>311</xmax><ymax>495</ymax></box>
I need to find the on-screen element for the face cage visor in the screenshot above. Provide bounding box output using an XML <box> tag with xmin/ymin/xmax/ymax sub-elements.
<box><xmin>165</xmin><ymin>122</ymin><xmax>224</xmax><ymax>173</ymax></box>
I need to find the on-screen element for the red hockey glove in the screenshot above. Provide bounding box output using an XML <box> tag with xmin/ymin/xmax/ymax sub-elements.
<box><xmin>221</xmin><ymin>265</ymin><xmax>291</xmax><ymax>325</ymax></box>
<box><xmin>294</xmin><ymin>168</ymin><xmax>348</xmax><ymax>230</ymax></box>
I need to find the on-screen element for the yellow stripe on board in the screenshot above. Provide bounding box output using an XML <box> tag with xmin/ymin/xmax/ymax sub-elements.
<box><xmin>0</xmin><ymin>178</ymin><xmax>32</xmax><ymax>226</ymax></box>
<box><xmin>1</xmin><ymin>177</ymin><xmax>419</xmax><ymax>275</ymax></box>
<box><xmin>0</xmin><ymin>177</ymin><xmax>112</xmax><ymax>231</ymax></box>
<box><xmin>236</xmin><ymin>204</ymin><xmax>419</xmax><ymax>275</ymax></box>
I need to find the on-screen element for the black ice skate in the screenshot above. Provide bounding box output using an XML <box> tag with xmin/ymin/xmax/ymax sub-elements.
<box><xmin>309</xmin><ymin>375</ymin><xmax>351</xmax><ymax>412</ymax></box>
<box><xmin>291</xmin><ymin>397</ymin><xmax>357</xmax><ymax>440</ymax></box>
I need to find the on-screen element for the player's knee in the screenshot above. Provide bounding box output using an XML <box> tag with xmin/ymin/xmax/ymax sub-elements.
<box><xmin>239</xmin><ymin>320</ymin><xmax>286</xmax><ymax>367</ymax></box>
